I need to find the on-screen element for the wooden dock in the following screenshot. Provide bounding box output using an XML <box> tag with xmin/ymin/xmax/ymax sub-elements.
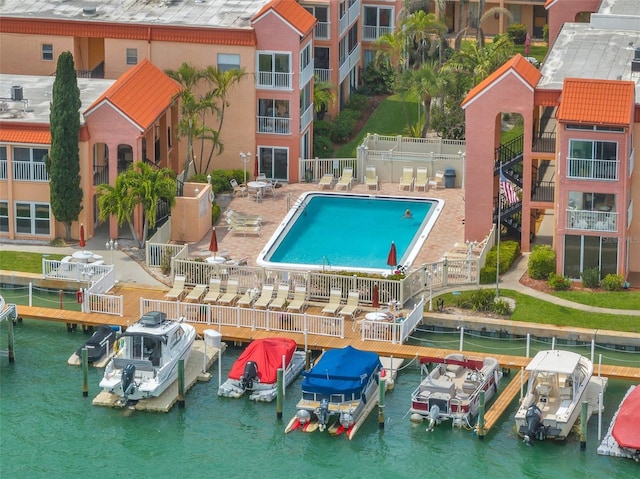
<box><xmin>481</xmin><ymin>371</ymin><xmax>529</xmax><ymax>436</ymax></box>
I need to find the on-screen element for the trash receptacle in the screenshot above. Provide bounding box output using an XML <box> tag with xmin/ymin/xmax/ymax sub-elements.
<box><xmin>444</xmin><ymin>168</ymin><xmax>456</xmax><ymax>188</ymax></box>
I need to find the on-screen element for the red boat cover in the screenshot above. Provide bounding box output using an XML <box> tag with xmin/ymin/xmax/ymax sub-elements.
<box><xmin>612</xmin><ymin>385</ymin><xmax>640</xmax><ymax>450</ymax></box>
<box><xmin>228</xmin><ymin>338</ymin><xmax>297</xmax><ymax>384</ymax></box>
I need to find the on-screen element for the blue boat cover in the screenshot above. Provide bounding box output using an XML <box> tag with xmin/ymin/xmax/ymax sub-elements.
<box><xmin>301</xmin><ymin>346</ymin><xmax>381</xmax><ymax>395</ymax></box>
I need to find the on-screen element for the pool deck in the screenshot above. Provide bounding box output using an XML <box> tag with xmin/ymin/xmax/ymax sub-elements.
<box><xmin>196</xmin><ymin>181</ymin><xmax>466</xmax><ymax>268</ymax></box>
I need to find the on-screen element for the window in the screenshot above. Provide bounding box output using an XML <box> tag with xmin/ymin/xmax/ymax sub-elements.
<box><xmin>258</xmin><ymin>146</ymin><xmax>288</xmax><ymax>180</ymax></box>
<box><xmin>363</xmin><ymin>7</ymin><xmax>393</xmax><ymax>40</ymax></box>
<box><xmin>300</xmin><ymin>43</ymin><xmax>312</xmax><ymax>72</ymax></box>
<box><xmin>12</xmin><ymin>146</ymin><xmax>49</xmax><ymax>181</ymax></box>
<box><xmin>305</xmin><ymin>6</ymin><xmax>329</xmax><ymax>39</ymax></box>
<box><xmin>42</xmin><ymin>44</ymin><xmax>53</xmax><ymax>61</ymax></box>
<box><xmin>257</xmin><ymin>99</ymin><xmax>290</xmax><ymax>134</ymax></box>
<box><xmin>15</xmin><ymin>202</ymin><xmax>51</xmax><ymax>235</ymax></box>
<box><xmin>257</xmin><ymin>52</ymin><xmax>291</xmax><ymax>89</ymax></box>
<box><xmin>0</xmin><ymin>146</ymin><xmax>6</xmax><ymax>180</ymax></box>
<box><xmin>568</xmin><ymin>139</ymin><xmax>618</xmax><ymax>180</ymax></box>
<box><xmin>126</xmin><ymin>48</ymin><xmax>138</xmax><ymax>65</ymax></box>
<box><xmin>563</xmin><ymin>235</ymin><xmax>618</xmax><ymax>279</ymax></box>
<box><xmin>0</xmin><ymin>201</ymin><xmax>8</xmax><ymax>233</ymax></box>
<box><xmin>217</xmin><ymin>53</ymin><xmax>240</xmax><ymax>72</ymax></box>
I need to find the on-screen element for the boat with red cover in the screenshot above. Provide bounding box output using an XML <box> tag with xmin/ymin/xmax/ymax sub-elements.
<box><xmin>218</xmin><ymin>337</ymin><xmax>305</xmax><ymax>402</ymax></box>
<box><xmin>612</xmin><ymin>384</ymin><xmax>640</xmax><ymax>462</ymax></box>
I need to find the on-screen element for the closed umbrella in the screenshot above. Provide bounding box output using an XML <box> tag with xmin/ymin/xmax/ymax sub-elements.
<box><xmin>209</xmin><ymin>227</ymin><xmax>218</xmax><ymax>258</ymax></box>
<box><xmin>372</xmin><ymin>283</ymin><xmax>379</xmax><ymax>309</ymax></box>
<box><xmin>524</xmin><ymin>32</ymin><xmax>531</xmax><ymax>56</ymax></box>
<box><xmin>254</xmin><ymin>153</ymin><xmax>259</xmax><ymax>178</ymax></box>
<box><xmin>79</xmin><ymin>223</ymin><xmax>86</xmax><ymax>250</ymax></box>
<box><xmin>386</xmin><ymin>241</ymin><xmax>397</xmax><ymax>270</ymax></box>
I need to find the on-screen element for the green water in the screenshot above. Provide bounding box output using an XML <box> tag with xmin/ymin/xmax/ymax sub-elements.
<box><xmin>1</xmin><ymin>319</ymin><xmax>637</xmax><ymax>479</ymax></box>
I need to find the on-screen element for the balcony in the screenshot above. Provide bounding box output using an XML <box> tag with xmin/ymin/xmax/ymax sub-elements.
<box><xmin>13</xmin><ymin>161</ymin><xmax>49</xmax><ymax>182</ymax></box>
<box><xmin>362</xmin><ymin>25</ymin><xmax>393</xmax><ymax>41</ymax></box>
<box><xmin>300</xmin><ymin>59</ymin><xmax>314</xmax><ymax>89</ymax></box>
<box><xmin>257</xmin><ymin>116</ymin><xmax>291</xmax><ymax>135</ymax></box>
<box><xmin>567</xmin><ymin>158</ymin><xmax>618</xmax><ymax>181</ymax></box>
<box><xmin>566</xmin><ymin>209</ymin><xmax>618</xmax><ymax>233</ymax></box>
<box><xmin>314</xmin><ymin>68</ymin><xmax>332</xmax><ymax>83</ymax></box>
<box><xmin>300</xmin><ymin>103</ymin><xmax>314</xmax><ymax>133</ymax></box>
<box><xmin>257</xmin><ymin>71</ymin><xmax>292</xmax><ymax>90</ymax></box>
<box><xmin>339</xmin><ymin>44</ymin><xmax>361</xmax><ymax>83</ymax></box>
<box><xmin>531</xmin><ymin>132</ymin><xmax>556</xmax><ymax>153</ymax></box>
<box><xmin>339</xmin><ymin>0</ymin><xmax>360</xmax><ymax>37</ymax></box>
<box><xmin>0</xmin><ymin>160</ymin><xmax>6</xmax><ymax>180</ymax></box>
<box><xmin>93</xmin><ymin>164</ymin><xmax>109</xmax><ymax>186</ymax></box>
<box><xmin>315</xmin><ymin>21</ymin><xmax>330</xmax><ymax>40</ymax></box>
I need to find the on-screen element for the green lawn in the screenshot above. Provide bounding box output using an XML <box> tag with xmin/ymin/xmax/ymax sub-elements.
<box><xmin>553</xmin><ymin>289</ymin><xmax>640</xmax><ymax>310</ymax></box>
<box><xmin>0</xmin><ymin>251</ymin><xmax>65</xmax><ymax>273</ymax></box>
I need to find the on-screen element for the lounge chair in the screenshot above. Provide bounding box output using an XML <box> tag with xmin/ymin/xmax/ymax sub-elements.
<box><xmin>253</xmin><ymin>284</ymin><xmax>275</xmax><ymax>309</ymax></box>
<box><xmin>365</xmin><ymin>166</ymin><xmax>378</xmax><ymax>190</ymax></box>
<box><xmin>230</xmin><ymin>179</ymin><xmax>247</xmax><ymax>197</ymax></box>
<box><xmin>225</xmin><ymin>210</ymin><xmax>262</xmax><ymax>226</ymax></box>
<box><xmin>165</xmin><ymin>275</ymin><xmax>187</xmax><ymax>301</ymax></box>
<box><xmin>218</xmin><ymin>279</ymin><xmax>240</xmax><ymax>305</ymax></box>
<box><xmin>335</xmin><ymin>167</ymin><xmax>354</xmax><ymax>190</ymax></box>
<box><xmin>322</xmin><ymin>288</ymin><xmax>343</xmax><ymax>316</ymax></box>
<box><xmin>237</xmin><ymin>288</ymin><xmax>256</xmax><ymax>308</ymax></box>
<box><xmin>227</xmin><ymin>218</ymin><xmax>262</xmax><ymax>237</ymax></box>
<box><xmin>286</xmin><ymin>286</ymin><xmax>308</xmax><ymax>313</ymax></box>
<box><xmin>398</xmin><ymin>167</ymin><xmax>414</xmax><ymax>191</ymax></box>
<box><xmin>185</xmin><ymin>284</ymin><xmax>207</xmax><ymax>303</ymax></box>
<box><xmin>203</xmin><ymin>278</ymin><xmax>223</xmax><ymax>303</ymax></box>
<box><xmin>415</xmin><ymin>167</ymin><xmax>429</xmax><ymax>192</ymax></box>
<box><xmin>428</xmin><ymin>170</ymin><xmax>445</xmax><ymax>190</ymax></box>
<box><xmin>268</xmin><ymin>283</ymin><xmax>290</xmax><ymax>310</ymax></box>
<box><xmin>339</xmin><ymin>290</ymin><xmax>361</xmax><ymax>319</ymax></box>
<box><xmin>318</xmin><ymin>174</ymin><xmax>334</xmax><ymax>190</ymax></box>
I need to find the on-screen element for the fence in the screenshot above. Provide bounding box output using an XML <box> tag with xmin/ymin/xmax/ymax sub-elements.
<box><xmin>359</xmin><ymin>296</ymin><xmax>425</xmax><ymax>344</ymax></box>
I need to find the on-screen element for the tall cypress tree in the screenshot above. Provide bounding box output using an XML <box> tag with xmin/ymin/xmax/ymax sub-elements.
<box><xmin>48</xmin><ymin>51</ymin><xmax>83</xmax><ymax>241</ymax></box>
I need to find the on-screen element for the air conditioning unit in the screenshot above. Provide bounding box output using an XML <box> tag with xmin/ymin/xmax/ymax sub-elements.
<box><xmin>11</xmin><ymin>85</ymin><xmax>23</xmax><ymax>101</ymax></box>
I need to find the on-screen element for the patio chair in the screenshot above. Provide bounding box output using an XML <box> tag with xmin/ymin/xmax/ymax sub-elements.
<box><xmin>237</xmin><ymin>288</ymin><xmax>256</xmax><ymax>308</ymax></box>
<box><xmin>264</xmin><ymin>179</ymin><xmax>278</xmax><ymax>198</ymax></box>
<box><xmin>268</xmin><ymin>283</ymin><xmax>291</xmax><ymax>310</ymax></box>
<box><xmin>227</xmin><ymin>217</ymin><xmax>262</xmax><ymax>237</ymax></box>
<box><xmin>165</xmin><ymin>275</ymin><xmax>187</xmax><ymax>301</ymax></box>
<box><xmin>321</xmin><ymin>288</ymin><xmax>343</xmax><ymax>316</ymax></box>
<box><xmin>230</xmin><ymin>178</ymin><xmax>247</xmax><ymax>197</ymax></box>
<box><xmin>415</xmin><ymin>167</ymin><xmax>429</xmax><ymax>192</ymax></box>
<box><xmin>225</xmin><ymin>210</ymin><xmax>262</xmax><ymax>226</ymax></box>
<box><xmin>185</xmin><ymin>284</ymin><xmax>207</xmax><ymax>303</ymax></box>
<box><xmin>318</xmin><ymin>174</ymin><xmax>334</xmax><ymax>190</ymax></box>
<box><xmin>203</xmin><ymin>278</ymin><xmax>223</xmax><ymax>303</ymax></box>
<box><xmin>398</xmin><ymin>167</ymin><xmax>414</xmax><ymax>191</ymax></box>
<box><xmin>217</xmin><ymin>279</ymin><xmax>240</xmax><ymax>305</ymax></box>
<box><xmin>428</xmin><ymin>170</ymin><xmax>445</xmax><ymax>190</ymax></box>
<box><xmin>365</xmin><ymin>166</ymin><xmax>378</xmax><ymax>190</ymax></box>
<box><xmin>253</xmin><ymin>284</ymin><xmax>275</xmax><ymax>309</ymax></box>
<box><xmin>339</xmin><ymin>290</ymin><xmax>361</xmax><ymax>319</ymax></box>
<box><xmin>335</xmin><ymin>167</ymin><xmax>354</xmax><ymax>190</ymax></box>
<box><xmin>286</xmin><ymin>286</ymin><xmax>308</xmax><ymax>313</ymax></box>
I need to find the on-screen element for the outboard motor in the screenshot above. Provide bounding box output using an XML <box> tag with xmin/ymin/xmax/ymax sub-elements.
<box><xmin>318</xmin><ymin>398</ymin><xmax>329</xmax><ymax>431</ymax></box>
<box><xmin>122</xmin><ymin>363</ymin><xmax>136</xmax><ymax>398</ymax></box>
<box><xmin>427</xmin><ymin>404</ymin><xmax>441</xmax><ymax>432</ymax></box>
<box><xmin>241</xmin><ymin>361</ymin><xmax>258</xmax><ymax>390</ymax></box>
<box><xmin>523</xmin><ymin>404</ymin><xmax>544</xmax><ymax>446</ymax></box>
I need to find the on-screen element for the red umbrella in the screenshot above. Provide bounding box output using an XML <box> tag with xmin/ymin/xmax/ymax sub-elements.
<box><xmin>386</xmin><ymin>241</ymin><xmax>397</xmax><ymax>270</ymax></box>
<box><xmin>208</xmin><ymin>227</ymin><xmax>218</xmax><ymax>258</ymax></box>
<box><xmin>254</xmin><ymin>153</ymin><xmax>259</xmax><ymax>178</ymax></box>
<box><xmin>79</xmin><ymin>223</ymin><xmax>86</xmax><ymax>249</ymax></box>
<box><xmin>524</xmin><ymin>32</ymin><xmax>531</xmax><ymax>56</ymax></box>
<box><xmin>372</xmin><ymin>283</ymin><xmax>380</xmax><ymax>308</ymax></box>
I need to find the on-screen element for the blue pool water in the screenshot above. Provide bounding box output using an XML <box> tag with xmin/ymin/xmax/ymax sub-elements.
<box><xmin>257</xmin><ymin>193</ymin><xmax>443</xmax><ymax>272</ymax></box>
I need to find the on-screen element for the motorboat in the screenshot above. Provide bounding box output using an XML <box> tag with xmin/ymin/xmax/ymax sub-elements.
<box><xmin>218</xmin><ymin>337</ymin><xmax>305</xmax><ymax>402</ymax></box>
<box><xmin>74</xmin><ymin>325</ymin><xmax>117</xmax><ymax>363</ymax></box>
<box><xmin>515</xmin><ymin>349</ymin><xmax>594</xmax><ymax>445</ymax></box>
<box><xmin>611</xmin><ymin>385</ymin><xmax>640</xmax><ymax>462</ymax></box>
<box><xmin>99</xmin><ymin>311</ymin><xmax>196</xmax><ymax>403</ymax></box>
<box><xmin>285</xmin><ymin>346</ymin><xmax>382</xmax><ymax>440</ymax></box>
<box><xmin>409</xmin><ymin>353</ymin><xmax>502</xmax><ymax>430</ymax></box>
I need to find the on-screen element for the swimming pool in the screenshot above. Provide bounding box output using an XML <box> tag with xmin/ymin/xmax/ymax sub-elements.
<box><xmin>257</xmin><ymin>192</ymin><xmax>444</xmax><ymax>273</ymax></box>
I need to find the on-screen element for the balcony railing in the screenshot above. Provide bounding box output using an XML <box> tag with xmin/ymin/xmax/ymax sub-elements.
<box><xmin>13</xmin><ymin>161</ymin><xmax>49</xmax><ymax>181</ymax></box>
<box><xmin>339</xmin><ymin>0</ymin><xmax>360</xmax><ymax>36</ymax></box>
<box><xmin>531</xmin><ymin>132</ymin><xmax>556</xmax><ymax>153</ymax></box>
<box><xmin>93</xmin><ymin>164</ymin><xmax>109</xmax><ymax>186</ymax></box>
<box><xmin>257</xmin><ymin>71</ymin><xmax>292</xmax><ymax>90</ymax></box>
<box><xmin>257</xmin><ymin>116</ymin><xmax>291</xmax><ymax>135</ymax></box>
<box><xmin>315</xmin><ymin>21</ymin><xmax>330</xmax><ymax>40</ymax></box>
<box><xmin>0</xmin><ymin>160</ymin><xmax>7</xmax><ymax>180</ymax></box>
<box><xmin>314</xmin><ymin>68</ymin><xmax>332</xmax><ymax>83</ymax></box>
<box><xmin>339</xmin><ymin>44</ymin><xmax>361</xmax><ymax>83</ymax></box>
<box><xmin>300</xmin><ymin>103</ymin><xmax>314</xmax><ymax>133</ymax></box>
<box><xmin>566</xmin><ymin>209</ymin><xmax>618</xmax><ymax>233</ymax></box>
<box><xmin>362</xmin><ymin>25</ymin><xmax>393</xmax><ymax>41</ymax></box>
<box><xmin>300</xmin><ymin>60</ymin><xmax>314</xmax><ymax>89</ymax></box>
<box><xmin>567</xmin><ymin>157</ymin><xmax>618</xmax><ymax>180</ymax></box>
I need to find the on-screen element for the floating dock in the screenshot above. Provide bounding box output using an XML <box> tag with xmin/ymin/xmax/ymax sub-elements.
<box><xmin>598</xmin><ymin>385</ymin><xmax>638</xmax><ymax>460</ymax></box>
<box><xmin>92</xmin><ymin>339</ymin><xmax>225</xmax><ymax>412</ymax></box>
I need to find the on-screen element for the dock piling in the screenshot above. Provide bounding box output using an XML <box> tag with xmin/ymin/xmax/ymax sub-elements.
<box><xmin>580</xmin><ymin>400</ymin><xmax>588</xmax><ymax>450</ymax></box>
<box><xmin>477</xmin><ymin>389</ymin><xmax>485</xmax><ymax>440</ymax></box>
<box><xmin>276</xmin><ymin>368</ymin><xmax>283</xmax><ymax>420</ymax></box>
<box><xmin>7</xmin><ymin>315</ymin><xmax>15</xmax><ymax>363</ymax></box>
<box><xmin>82</xmin><ymin>347</ymin><xmax>89</xmax><ymax>397</ymax></box>
<box><xmin>178</xmin><ymin>359</ymin><xmax>185</xmax><ymax>408</ymax></box>
<box><xmin>378</xmin><ymin>369</ymin><xmax>386</xmax><ymax>429</ymax></box>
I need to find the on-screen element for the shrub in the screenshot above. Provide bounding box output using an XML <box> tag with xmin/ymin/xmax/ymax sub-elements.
<box><xmin>314</xmin><ymin>120</ymin><xmax>331</xmax><ymax>136</ymax></box>
<box><xmin>506</xmin><ymin>23</ymin><xmax>528</xmax><ymax>45</ymax></box>
<box><xmin>580</xmin><ymin>267</ymin><xmax>600</xmax><ymax>289</ymax></box>
<box><xmin>470</xmin><ymin>289</ymin><xmax>495</xmax><ymax>312</ymax></box>
<box><xmin>360</xmin><ymin>63</ymin><xmax>394</xmax><ymax>95</ymax></box>
<box><xmin>211</xmin><ymin>202</ymin><xmax>221</xmax><ymax>225</ymax></box>
<box><xmin>479</xmin><ymin>265</ymin><xmax>497</xmax><ymax>285</ymax></box>
<box><xmin>601</xmin><ymin>274</ymin><xmax>624</xmax><ymax>291</ymax></box>
<box><xmin>160</xmin><ymin>249</ymin><xmax>173</xmax><ymax>276</ymax></box>
<box><xmin>493</xmin><ymin>299</ymin><xmax>512</xmax><ymax>316</ymax></box>
<box><xmin>548</xmin><ymin>273</ymin><xmax>571</xmax><ymax>291</ymax></box>
<box><xmin>528</xmin><ymin>244</ymin><xmax>556</xmax><ymax>280</ymax></box>
<box><xmin>346</xmin><ymin>93</ymin><xmax>369</xmax><ymax>116</ymax></box>
<box><xmin>543</xmin><ymin>24</ymin><xmax>549</xmax><ymax>42</ymax></box>
<box><xmin>480</xmin><ymin>240</ymin><xmax>520</xmax><ymax>283</ymax></box>
<box><xmin>330</xmin><ymin>110</ymin><xmax>357</xmax><ymax>143</ymax></box>
<box><xmin>312</xmin><ymin>134</ymin><xmax>334</xmax><ymax>158</ymax></box>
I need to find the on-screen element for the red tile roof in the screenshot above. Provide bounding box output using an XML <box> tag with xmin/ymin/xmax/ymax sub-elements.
<box><xmin>557</xmin><ymin>78</ymin><xmax>635</xmax><ymax>125</ymax></box>
<box><xmin>462</xmin><ymin>54</ymin><xmax>541</xmax><ymax>108</ymax></box>
<box><xmin>0</xmin><ymin>123</ymin><xmax>50</xmax><ymax>144</ymax></box>
<box><xmin>253</xmin><ymin>0</ymin><xmax>316</xmax><ymax>36</ymax></box>
<box><xmin>85</xmin><ymin>59</ymin><xmax>182</xmax><ymax>130</ymax></box>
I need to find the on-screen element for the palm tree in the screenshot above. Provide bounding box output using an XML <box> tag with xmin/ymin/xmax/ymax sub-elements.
<box><xmin>313</xmin><ymin>77</ymin><xmax>336</xmax><ymax>120</ymax></box>
<box><xmin>445</xmin><ymin>34</ymin><xmax>514</xmax><ymax>85</ymax></box>
<box><xmin>396</xmin><ymin>61</ymin><xmax>442</xmax><ymax>137</ymax></box>
<box><xmin>97</xmin><ymin>170</ymin><xmax>138</xmax><ymax>243</ymax></box>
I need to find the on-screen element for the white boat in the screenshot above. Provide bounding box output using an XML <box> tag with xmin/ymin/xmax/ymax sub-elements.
<box><xmin>285</xmin><ymin>346</ymin><xmax>383</xmax><ymax>440</ymax></box>
<box><xmin>515</xmin><ymin>349</ymin><xmax>594</xmax><ymax>445</ymax></box>
<box><xmin>218</xmin><ymin>337</ymin><xmax>306</xmax><ymax>402</ymax></box>
<box><xmin>409</xmin><ymin>353</ymin><xmax>502</xmax><ymax>430</ymax></box>
<box><xmin>99</xmin><ymin>311</ymin><xmax>196</xmax><ymax>403</ymax></box>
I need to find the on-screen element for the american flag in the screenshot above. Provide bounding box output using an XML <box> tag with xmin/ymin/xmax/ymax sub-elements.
<box><xmin>500</xmin><ymin>167</ymin><xmax>519</xmax><ymax>205</ymax></box>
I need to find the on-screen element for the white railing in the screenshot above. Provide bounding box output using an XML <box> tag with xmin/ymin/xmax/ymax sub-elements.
<box><xmin>258</xmin><ymin>116</ymin><xmax>291</xmax><ymax>135</ymax></box>
<box><xmin>257</xmin><ymin>71</ymin><xmax>293</xmax><ymax>90</ymax></box>
<box><xmin>339</xmin><ymin>0</ymin><xmax>360</xmax><ymax>36</ymax></box>
<box><xmin>299</xmin><ymin>103</ymin><xmax>314</xmax><ymax>133</ymax></box>
<box><xmin>630</xmin><ymin>148</ymin><xmax>635</xmax><ymax>177</ymax></box>
<box><xmin>567</xmin><ymin>157</ymin><xmax>618</xmax><ymax>180</ymax></box>
<box><xmin>300</xmin><ymin>60</ymin><xmax>314</xmax><ymax>89</ymax></box>
<box><xmin>86</xmin><ymin>290</ymin><xmax>123</xmax><ymax>316</ymax></box>
<box><xmin>315</xmin><ymin>21</ymin><xmax>330</xmax><ymax>39</ymax></box>
<box><xmin>0</xmin><ymin>160</ymin><xmax>6</xmax><ymax>180</ymax></box>
<box><xmin>339</xmin><ymin>43</ymin><xmax>360</xmax><ymax>83</ymax></box>
<box><xmin>146</xmin><ymin>242</ymin><xmax>188</xmax><ymax>268</ymax></box>
<box><xmin>314</xmin><ymin>68</ymin><xmax>332</xmax><ymax>83</ymax></box>
<box><xmin>13</xmin><ymin>161</ymin><xmax>49</xmax><ymax>182</ymax></box>
<box><xmin>566</xmin><ymin>209</ymin><xmax>618</xmax><ymax>232</ymax></box>
<box><xmin>628</xmin><ymin>199</ymin><xmax>633</xmax><ymax>228</ymax></box>
<box><xmin>359</xmin><ymin>296</ymin><xmax>424</xmax><ymax>344</ymax></box>
<box><xmin>362</xmin><ymin>25</ymin><xmax>393</xmax><ymax>41</ymax></box>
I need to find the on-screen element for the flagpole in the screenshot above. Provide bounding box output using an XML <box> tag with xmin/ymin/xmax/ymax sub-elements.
<box><xmin>496</xmin><ymin>192</ymin><xmax>501</xmax><ymax>299</ymax></box>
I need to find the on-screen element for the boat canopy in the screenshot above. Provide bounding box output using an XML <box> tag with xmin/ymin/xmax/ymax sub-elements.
<box><xmin>525</xmin><ymin>350</ymin><xmax>584</xmax><ymax>375</ymax></box>
<box><xmin>612</xmin><ymin>386</ymin><xmax>640</xmax><ymax>450</ymax></box>
<box><xmin>301</xmin><ymin>346</ymin><xmax>381</xmax><ymax>395</ymax></box>
<box><xmin>228</xmin><ymin>338</ymin><xmax>297</xmax><ymax>384</ymax></box>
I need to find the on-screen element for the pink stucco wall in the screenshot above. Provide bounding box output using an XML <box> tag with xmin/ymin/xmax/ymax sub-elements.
<box><xmin>546</xmin><ymin>0</ymin><xmax>600</xmax><ymax>47</ymax></box>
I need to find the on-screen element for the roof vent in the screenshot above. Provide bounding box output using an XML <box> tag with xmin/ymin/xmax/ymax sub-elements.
<box><xmin>82</xmin><ymin>7</ymin><xmax>97</xmax><ymax>17</ymax></box>
<box><xmin>632</xmin><ymin>48</ymin><xmax>640</xmax><ymax>72</ymax></box>
<box><xmin>11</xmin><ymin>85</ymin><xmax>23</xmax><ymax>101</ymax></box>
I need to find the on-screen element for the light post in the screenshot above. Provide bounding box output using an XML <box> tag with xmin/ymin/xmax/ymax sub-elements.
<box><xmin>207</xmin><ymin>174</ymin><xmax>215</xmax><ymax>203</ymax></box>
<box><xmin>239</xmin><ymin>152</ymin><xmax>251</xmax><ymax>184</ymax></box>
<box><xmin>106</xmin><ymin>239</ymin><xmax>118</xmax><ymax>266</ymax></box>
